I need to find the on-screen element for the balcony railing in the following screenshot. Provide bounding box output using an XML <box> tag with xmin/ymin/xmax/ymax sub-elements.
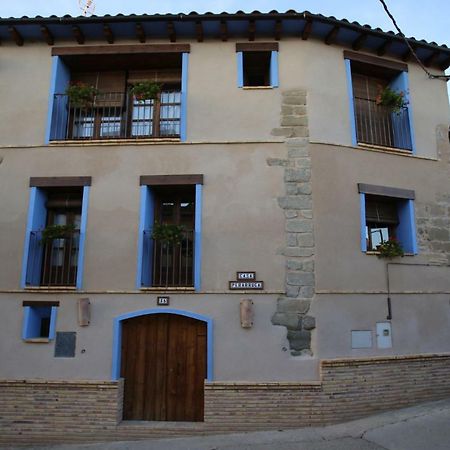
<box><xmin>142</xmin><ymin>229</ymin><xmax>194</xmax><ymax>288</ymax></box>
<box><xmin>51</xmin><ymin>90</ymin><xmax>181</xmax><ymax>141</ymax></box>
<box><xmin>354</xmin><ymin>98</ymin><xmax>412</xmax><ymax>151</ymax></box>
<box><xmin>26</xmin><ymin>230</ymin><xmax>80</xmax><ymax>287</ymax></box>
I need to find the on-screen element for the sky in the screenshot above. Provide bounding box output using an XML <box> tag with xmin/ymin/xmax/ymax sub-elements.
<box><xmin>0</xmin><ymin>0</ymin><xmax>448</xmax><ymax>47</ymax></box>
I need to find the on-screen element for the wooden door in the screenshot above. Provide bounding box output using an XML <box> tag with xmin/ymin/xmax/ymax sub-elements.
<box><xmin>120</xmin><ymin>314</ymin><xmax>207</xmax><ymax>422</ymax></box>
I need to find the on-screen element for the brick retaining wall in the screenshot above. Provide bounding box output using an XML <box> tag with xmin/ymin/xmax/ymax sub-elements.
<box><xmin>1</xmin><ymin>354</ymin><xmax>449</xmax><ymax>444</ymax></box>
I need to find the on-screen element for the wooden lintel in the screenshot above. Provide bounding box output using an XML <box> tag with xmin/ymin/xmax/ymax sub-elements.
<box><xmin>52</xmin><ymin>44</ymin><xmax>190</xmax><ymax>56</ymax></box>
<box><xmin>220</xmin><ymin>20</ymin><xmax>228</xmax><ymax>42</ymax></box>
<box><xmin>72</xmin><ymin>25</ymin><xmax>85</xmax><ymax>45</ymax></box>
<box><xmin>424</xmin><ymin>51</ymin><xmax>440</xmax><ymax>68</ymax></box>
<box><xmin>343</xmin><ymin>50</ymin><xmax>408</xmax><ymax>72</ymax></box>
<box><xmin>248</xmin><ymin>20</ymin><xmax>255</xmax><ymax>41</ymax></box>
<box><xmin>301</xmin><ymin>19</ymin><xmax>313</xmax><ymax>41</ymax></box>
<box><xmin>195</xmin><ymin>21</ymin><xmax>204</xmax><ymax>42</ymax></box>
<box><xmin>324</xmin><ymin>25</ymin><xmax>339</xmax><ymax>45</ymax></box>
<box><xmin>274</xmin><ymin>20</ymin><xmax>282</xmax><ymax>41</ymax></box>
<box><xmin>9</xmin><ymin>26</ymin><xmax>24</xmax><ymax>46</ymax></box>
<box><xmin>40</xmin><ymin>25</ymin><xmax>54</xmax><ymax>46</ymax></box>
<box><xmin>29</xmin><ymin>176</ymin><xmax>92</xmax><ymax>187</ymax></box>
<box><xmin>140</xmin><ymin>174</ymin><xmax>204</xmax><ymax>186</ymax></box>
<box><xmin>103</xmin><ymin>24</ymin><xmax>114</xmax><ymax>44</ymax></box>
<box><xmin>352</xmin><ymin>33</ymin><xmax>367</xmax><ymax>51</ymax></box>
<box><xmin>167</xmin><ymin>21</ymin><xmax>176</xmax><ymax>43</ymax></box>
<box><xmin>136</xmin><ymin>23</ymin><xmax>146</xmax><ymax>43</ymax></box>
<box><xmin>236</xmin><ymin>42</ymin><xmax>279</xmax><ymax>52</ymax></box>
<box><xmin>377</xmin><ymin>39</ymin><xmax>392</xmax><ymax>56</ymax></box>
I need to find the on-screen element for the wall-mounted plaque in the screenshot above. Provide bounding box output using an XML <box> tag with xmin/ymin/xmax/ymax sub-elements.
<box><xmin>157</xmin><ymin>296</ymin><xmax>170</xmax><ymax>306</ymax></box>
<box><xmin>237</xmin><ymin>271</ymin><xmax>256</xmax><ymax>280</ymax></box>
<box><xmin>229</xmin><ymin>281</ymin><xmax>264</xmax><ymax>290</ymax></box>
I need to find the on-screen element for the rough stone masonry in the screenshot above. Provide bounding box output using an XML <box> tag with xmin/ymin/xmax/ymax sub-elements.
<box><xmin>268</xmin><ymin>89</ymin><xmax>316</xmax><ymax>356</ymax></box>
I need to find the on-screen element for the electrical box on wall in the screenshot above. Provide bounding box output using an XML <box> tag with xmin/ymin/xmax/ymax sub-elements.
<box><xmin>351</xmin><ymin>330</ymin><xmax>372</xmax><ymax>349</ymax></box>
<box><xmin>376</xmin><ymin>322</ymin><xmax>392</xmax><ymax>348</ymax></box>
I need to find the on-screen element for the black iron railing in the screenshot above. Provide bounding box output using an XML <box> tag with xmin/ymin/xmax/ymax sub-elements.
<box><xmin>354</xmin><ymin>98</ymin><xmax>412</xmax><ymax>151</ymax></box>
<box><xmin>142</xmin><ymin>229</ymin><xmax>194</xmax><ymax>287</ymax></box>
<box><xmin>26</xmin><ymin>230</ymin><xmax>80</xmax><ymax>287</ymax></box>
<box><xmin>50</xmin><ymin>90</ymin><xmax>181</xmax><ymax>141</ymax></box>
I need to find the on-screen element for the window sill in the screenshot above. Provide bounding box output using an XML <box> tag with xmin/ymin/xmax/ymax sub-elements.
<box><xmin>140</xmin><ymin>287</ymin><xmax>195</xmax><ymax>292</ymax></box>
<box><xmin>242</xmin><ymin>86</ymin><xmax>274</xmax><ymax>90</ymax></box>
<box><xmin>365</xmin><ymin>251</ymin><xmax>414</xmax><ymax>257</ymax></box>
<box><xmin>49</xmin><ymin>137</ymin><xmax>181</xmax><ymax>146</ymax></box>
<box><xmin>357</xmin><ymin>143</ymin><xmax>413</xmax><ymax>156</ymax></box>
<box><xmin>24</xmin><ymin>286</ymin><xmax>77</xmax><ymax>291</ymax></box>
<box><xmin>23</xmin><ymin>338</ymin><xmax>51</xmax><ymax>343</ymax></box>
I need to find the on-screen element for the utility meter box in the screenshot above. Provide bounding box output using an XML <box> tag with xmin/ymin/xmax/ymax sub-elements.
<box><xmin>376</xmin><ymin>322</ymin><xmax>392</xmax><ymax>348</ymax></box>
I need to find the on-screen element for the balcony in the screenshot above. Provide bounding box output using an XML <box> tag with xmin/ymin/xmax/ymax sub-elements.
<box><xmin>51</xmin><ymin>90</ymin><xmax>181</xmax><ymax>141</ymax></box>
<box><xmin>142</xmin><ymin>229</ymin><xmax>194</xmax><ymax>288</ymax></box>
<box><xmin>354</xmin><ymin>97</ymin><xmax>412</xmax><ymax>151</ymax></box>
<box><xmin>25</xmin><ymin>230</ymin><xmax>80</xmax><ymax>287</ymax></box>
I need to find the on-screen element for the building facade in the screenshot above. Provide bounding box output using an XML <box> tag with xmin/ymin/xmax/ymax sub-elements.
<box><xmin>0</xmin><ymin>10</ymin><xmax>450</xmax><ymax>443</ymax></box>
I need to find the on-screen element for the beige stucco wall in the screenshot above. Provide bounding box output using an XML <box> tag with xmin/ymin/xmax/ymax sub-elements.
<box><xmin>0</xmin><ymin>293</ymin><xmax>319</xmax><ymax>381</ymax></box>
<box><xmin>0</xmin><ymin>142</ymin><xmax>285</xmax><ymax>292</ymax></box>
<box><xmin>0</xmin><ymin>38</ymin><xmax>448</xmax><ymax>154</ymax></box>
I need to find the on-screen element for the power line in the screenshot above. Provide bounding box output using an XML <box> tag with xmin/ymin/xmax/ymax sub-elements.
<box><xmin>377</xmin><ymin>0</ymin><xmax>449</xmax><ymax>81</ymax></box>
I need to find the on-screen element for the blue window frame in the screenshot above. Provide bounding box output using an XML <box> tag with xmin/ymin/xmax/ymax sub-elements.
<box><xmin>358</xmin><ymin>184</ymin><xmax>417</xmax><ymax>254</ymax></box>
<box><xmin>21</xmin><ymin>179</ymin><xmax>90</xmax><ymax>289</ymax></box>
<box><xmin>22</xmin><ymin>303</ymin><xmax>58</xmax><ymax>340</ymax></box>
<box><xmin>344</xmin><ymin>52</ymin><xmax>416</xmax><ymax>153</ymax></box>
<box><xmin>136</xmin><ymin>176</ymin><xmax>203</xmax><ymax>291</ymax></box>
<box><xmin>236</xmin><ymin>43</ymin><xmax>279</xmax><ymax>88</ymax></box>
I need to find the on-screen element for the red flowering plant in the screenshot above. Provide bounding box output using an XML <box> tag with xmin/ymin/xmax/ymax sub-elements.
<box><xmin>130</xmin><ymin>81</ymin><xmax>161</xmax><ymax>102</ymax></box>
<box><xmin>376</xmin><ymin>237</ymin><xmax>404</xmax><ymax>259</ymax></box>
<box><xmin>65</xmin><ymin>81</ymin><xmax>98</xmax><ymax>107</ymax></box>
<box><xmin>375</xmin><ymin>85</ymin><xmax>408</xmax><ymax>114</ymax></box>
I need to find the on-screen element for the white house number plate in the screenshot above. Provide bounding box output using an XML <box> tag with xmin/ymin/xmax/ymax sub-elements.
<box><xmin>157</xmin><ymin>296</ymin><xmax>170</xmax><ymax>306</ymax></box>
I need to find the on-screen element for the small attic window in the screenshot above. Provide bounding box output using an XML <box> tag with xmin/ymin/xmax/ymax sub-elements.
<box><xmin>243</xmin><ymin>51</ymin><xmax>271</xmax><ymax>87</ymax></box>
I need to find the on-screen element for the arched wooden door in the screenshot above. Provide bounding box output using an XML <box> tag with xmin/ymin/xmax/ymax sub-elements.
<box><xmin>120</xmin><ymin>313</ymin><xmax>207</xmax><ymax>421</ymax></box>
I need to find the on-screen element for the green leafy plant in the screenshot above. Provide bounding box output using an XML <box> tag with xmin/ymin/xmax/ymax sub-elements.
<box><xmin>376</xmin><ymin>238</ymin><xmax>404</xmax><ymax>259</ymax></box>
<box><xmin>41</xmin><ymin>224</ymin><xmax>76</xmax><ymax>243</ymax></box>
<box><xmin>130</xmin><ymin>81</ymin><xmax>161</xmax><ymax>101</ymax></box>
<box><xmin>151</xmin><ymin>223</ymin><xmax>184</xmax><ymax>244</ymax></box>
<box><xmin>375</xmin><ymin>86</ymin><xmax>408</xmax><ymax>113</ymax></box>
<box><xmin>65</xmin><ymin>82</ymin><xmax>98</xmax><ymax>107</ymax></box>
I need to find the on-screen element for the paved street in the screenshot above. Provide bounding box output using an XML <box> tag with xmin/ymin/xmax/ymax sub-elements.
<box><xmin>9</xmin><ymin>398</ymin><xmax>450</xmax><ymax>450</ymax></box>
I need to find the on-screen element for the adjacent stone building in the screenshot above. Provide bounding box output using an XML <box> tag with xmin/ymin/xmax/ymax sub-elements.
<box><xmin>0</xmin><ymin>10</ymin><xmax>450</xmax><ymax>444</ymax></box>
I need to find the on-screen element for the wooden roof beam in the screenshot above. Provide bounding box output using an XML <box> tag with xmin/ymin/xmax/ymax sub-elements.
<box><xmin>248</xmin><ymin>19</ymin><xmax>255</xmax><ymax>41</ymax></box>
<box><xmin>136</xmin><ymin>23</ymin><xmax>146</xmax><ymax>43</ymax></box>
<box><xmin>352</xmin><ymin>32</ymin><xmax>368</xmax><ymax>51</ymax></box>
<box><xmin>167</xmin><ymin>21</ymin><xmax>176</xmax><ymax>42</ymax></box>
<box><xmin>220</xmin><ymin>20</ymin><xmax>228</xmax><ymax>41</ymax></box>
<box><xmin>40</xmin><ymin>25</ymin><xmax>54</xmax><ymax>45</ymax></box>
<box><xmin>103</xmin><ymin>24</ymin><xmax>114</xmax><ymax>44</ymax></box>
<box><xmin>301</xmin><ymin>19</ymin><xmax>313</xmax><ymax>41</ymax></box>
<box><xmin>196</xmin><ymin>21</ymin><xmax>204</xmax><ymax>42</ymax></box>
<box><xmin>440</xmin><ymin>56</ymin><xmax>450</xmax><ymax>70</ymax></box>
<box><xmin>325</xmin><ymin>25</ymin><xmax>339</xmax><ymax>45</ymax></box>
<box><xmin>401</xmin><ymin>45</ymin><xmax>416</xmax><ymax>62</ymax></box>
<box><xmin>377</xmin><ymin>39</ymin><xmax>392</xmax><ymax>56</ymax></box>
<box><xmin>9</xmin><ymin>26</ymin><xmax>24</xmax><ymax>46</ymax></box>
<box><xmin>274</xmin><ymin>19</ymin><xmax>282</xmax><ymax>41</ymax></box>
<box><xmin>424</xmin><ymin>51</ymin><xmax>440</xmax><ymax>68</ymax></box>
<box><xmin>72</xmin><ymin>25</ymin><xmax>85</xmax><ymax>44</ymax></box>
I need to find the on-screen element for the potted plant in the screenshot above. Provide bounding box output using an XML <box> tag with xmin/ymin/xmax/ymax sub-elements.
<box><xmin>130</xmin><ymin>81</ymin><xmax>161</xmax><ymax>101</ymax></box>
<box><xmin>375</xmin><ymin>85</ymin><xmax>408</xmax><ymax>113</ymax></box>
<box><xmin>151</xmin><ymin>223</ymin><xmax>184</xmax><ymax>245</ymax></box>
<box><xmin>41</xmin><ymin>224</ymin><xmax>76</xmax><ymax>243</ymax></box>
<box><xmin>65</xmin><ymin>81</ymin><xmax>98</xmax><ymax>107</ymax></box>
<box><xmin>376</xmin><ymin>238</ymin><xmax>404</xmax><ymax>259</ymax></box>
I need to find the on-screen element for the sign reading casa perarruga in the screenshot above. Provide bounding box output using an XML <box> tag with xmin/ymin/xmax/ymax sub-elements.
<box><xmin>229</xmin><ymin>272</ymin><xmax>264</xmax><ymax>290</ymax></box>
